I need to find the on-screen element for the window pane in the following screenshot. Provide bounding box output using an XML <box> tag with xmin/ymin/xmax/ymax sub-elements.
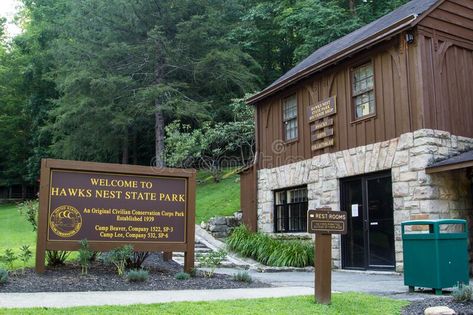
<box><xmin>283</xmin><ymin>95</ymin><xmax>297</xmax><ymax>120</ymax></box>
<box><xmin>353</xmin><ymin>62</ymin><xmax>375</xmax><ymax>119</ymax></box>
<box><xmin>355</xmin><ymin>90</ymin><xmax>375</xmax><ymax>119</ymax></box>
<box><xmin>285</xmin><ymin>117</ymin><xmax>298</xmax><ymax>141</ymax></box>
<box><xmin>274</xmin><ymin>187</ymin><xmax>308</xmax><ymax>233</ymax></box>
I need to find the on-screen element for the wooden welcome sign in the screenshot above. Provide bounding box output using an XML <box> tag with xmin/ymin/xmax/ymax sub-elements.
<box><xmin>308</xmin><ymin>207</ymin><xmax>347</xmax><ymax>305</ymax></box>
<box><xmin>36</xmin><ymin>159</ymin><xmax>196</xmax><ymax>273</ymax></box>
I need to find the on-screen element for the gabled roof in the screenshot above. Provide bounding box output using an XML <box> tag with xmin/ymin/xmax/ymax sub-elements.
<box><xmin>247</xmin><ymin>0</ymin><xmax>442</xmax><ymax>105</ymax></box>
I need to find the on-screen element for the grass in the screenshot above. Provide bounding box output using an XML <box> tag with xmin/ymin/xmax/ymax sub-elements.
<box><xmin>195</xmin><ymin>168</ymin><xmax>240</xmax><ymax>223</ymax></box>
<box><xmin>0</xmin><ymin>293</ymin><xmax>408</xmax><ymax>315</ymax></box>
<box><xmin>0</xmin><ymin>204</ymin><xmax>36</xmax><ymax>269</ymax></box>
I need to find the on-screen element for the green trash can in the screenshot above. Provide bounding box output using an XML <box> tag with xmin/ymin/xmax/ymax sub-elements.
<box><xmin>402</xmin><ymin>219</ymin><xmax>469</xmax><ymax>295</ymax></box>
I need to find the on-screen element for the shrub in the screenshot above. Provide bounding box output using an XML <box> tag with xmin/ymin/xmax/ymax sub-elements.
<box><xmin>227</xmin><ymin>225</ymin><xmax>314</xmax><ymax>267</ymax></box>
<box><xmin>0</xmin><ymin>269</ymin><xmax>8</xmax><ymax>284</ymax></box>
<box><xmin>452</xmin><ymin>282</ymin><xmax>473</xmax><ymax>302</ymax></box>
<box><xmin>126</xmin><ymin>251</ymin><xmax>150</xmax><ymax>269</ymax></box>
<box><xmin>197</xmin><ymin>250</ymin><xmax>226</xmax><ymax>278</ymax></box>
<box><xmin>126</xmin><ymin>269</ymin><xmax>149</xmax><ymax>282</ymax></box>
<box><xmin>102</xmin><ymin>245</ymin><xmax>133</xmax><ymax>276</ymax></box>
<box><xmin>19</xmin><ymin>245</ymin><xmax>32</xmax><ymax>273</ymax></box>
<box><xmin>175</xmin><ymin>272</ymin><xmax>191</xmax><ymax>280</ymax></box>
<box><xmin>233</xmin><ymin>271</ymin><xmax>252</xmax><ymax>283</ymax></box>
<box><xmin>17</xmin><ymin>200</ymin><xmax>39</xmax><ymax>231</ymax></box>
<box><xmin>46</xmin><ymin>250</ymin><xmax>69</xmax><ymax>266</ymax></box>
<box><xmin>0</xmin><ymin>249</ymin><xmax>17</xmax><ymax>270</ymax></box>
<box><xmin>78</xmin><ymin>239</ymin><xmax>94</xmax><ymax>275</ymax></box>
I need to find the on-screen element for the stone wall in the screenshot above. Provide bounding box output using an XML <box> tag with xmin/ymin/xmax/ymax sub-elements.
<box><xmin>202</xmin><ymin>211</ymin><xmax>242</xmax><ymax>238</ymax></box>
<box><xmin>257</xmin><ymin>129</ymin><xmax>473</xmax><ymax>272</ymax></box>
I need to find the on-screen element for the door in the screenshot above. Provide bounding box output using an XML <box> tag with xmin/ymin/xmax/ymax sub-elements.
<box><xmin>341</xmin><ymin>172</ymin><xmax>395</xmax><ymax>270</ymax></box>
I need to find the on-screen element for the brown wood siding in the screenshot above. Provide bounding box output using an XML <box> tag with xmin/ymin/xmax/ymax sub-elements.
<box><xmin>256</xmin><ymin>37</ymin><xmax>422</xmax><ymax>169</ymax></box>
<box><xmin>240</xmin><ymin>165</ymin><xmax>257</xmax><ymax>232</ymax></box>
<box><xmin>418</xmin><ymin>0</ymin><xmax>473</xmax><ymax>137</ymax></box>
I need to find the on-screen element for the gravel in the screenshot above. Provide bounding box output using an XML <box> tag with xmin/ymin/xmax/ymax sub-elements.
<box><xmin>0</xmin><ymin>253</ymin><xmax>268</xmax><ymax>293</ymax></box>
<box><xmin>403</xmin><ymin>297</ymin><xmax>473</xmax><ymax>315</ymax></box>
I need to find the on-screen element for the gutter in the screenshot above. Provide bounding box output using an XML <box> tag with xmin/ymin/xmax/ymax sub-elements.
<box><xmin>246</xmin><ymin>14</ymin><xmax>419</xmax><ymax>105</ymax></box>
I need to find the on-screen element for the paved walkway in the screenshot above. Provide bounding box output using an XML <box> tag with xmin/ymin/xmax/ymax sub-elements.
<box><xmin>2</xmin><ymin>269</ymin><xmax>466</xmax><ymax>308</ymax></box>
<box><xmin>0</xmin><ymin>287</ymin><xmax>313</xmax><ymax>309</ymax></box>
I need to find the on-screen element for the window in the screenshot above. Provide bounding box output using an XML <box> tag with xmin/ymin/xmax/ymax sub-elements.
<box><xmin>352</xmin><ymin>62</ymin><xmax>375</xmax><ymax>119</ymax></box>
<box><xmin>282</xmin><ymin>94</ymin><xmax>298</xmax><ymax>141</ymax></box>
<box><xmin>274</xmin><ymin>186</ymin><xmax>308</xmax><ymax>233</ymax></box>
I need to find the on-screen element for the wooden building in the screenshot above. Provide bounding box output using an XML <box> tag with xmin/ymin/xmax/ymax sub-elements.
<box><xmin>240</xmin><ymin>0</ymin><xmax>473</xmax><ymax>272</ymax></box>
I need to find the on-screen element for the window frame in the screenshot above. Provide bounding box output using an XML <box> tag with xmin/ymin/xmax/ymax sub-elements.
<box><xmin>273</xmin><ymin>185</ymin><xmax>308</xmax><ymax>233</ymax></box>
<box><xmin>281</xmin><ymin>93</ymin><xmax>299</xmax><ymax>143</ymax></box>
<box><xmin>350</xmin><ymin>60</ymin><xmax>376</xmax><ymax>122</ymax></box>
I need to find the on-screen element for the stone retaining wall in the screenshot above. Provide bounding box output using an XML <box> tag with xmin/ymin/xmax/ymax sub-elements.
<box><xmin>202</xmin><ymin>211</ymin><xmax>243</xmax><ymax>238</ymax></box>
<box><xmin>257</xmin><ymin>129</ymin><xmax>473</xmax><ymax>272</ymax></box>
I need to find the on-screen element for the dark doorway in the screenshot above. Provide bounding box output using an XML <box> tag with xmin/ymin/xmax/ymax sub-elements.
<box><xmin>341</xmin><ymin>171</ymin><xmax>395</xmax><ymax>270</ymax></box>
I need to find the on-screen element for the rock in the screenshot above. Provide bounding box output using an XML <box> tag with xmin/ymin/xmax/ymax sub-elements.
<box><xmin>424</xmin><ymin>306</ymin><xmax>456</xmax><ymax>315</ymax></box>
<box><xmin>200</xmin><ymin>221</ymin><xmax>208</xmax><ymax>229</ymax></box>
<box><xmin>208</xmin><ymin>224</ymin><xmax>228</xmax><ymax>232</ymax></box>
<box><xmin>234</xmin><ymin>211</ymin><xmax>243</xmax><ymax>221</ymax></box>
<box><xmin>210</xmin><ymin>217</ymin><xmax>227</xmax><ymax>225</ymax></box>
<box><xmin>226</xmin><ymin>217</ymin><xmax>239</xmax><ymax>227</ymax></box>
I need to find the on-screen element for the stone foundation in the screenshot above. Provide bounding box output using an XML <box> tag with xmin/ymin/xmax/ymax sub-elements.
<box><xmin>257</xmin><ymin>129</ymin><xmax>473</xmax><ymax>272</ymax></box>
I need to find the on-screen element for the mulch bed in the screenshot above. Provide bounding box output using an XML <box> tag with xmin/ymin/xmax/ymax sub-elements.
<box><xmin>403</xmin><ymin>297</ymin><xmax>473</xmax><ymax>315</ymax></box>
<box><xmin>0</xmin><ymin>253</ymin><xmax>269</xmax><ymax>293</ymax></box>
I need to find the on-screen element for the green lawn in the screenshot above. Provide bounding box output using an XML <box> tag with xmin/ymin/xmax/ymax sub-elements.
<box><xmin>195</xmin><ymin>168</ymin><xmax>240</xmax><ymax>223</ymax></box>
<box><xmin>0</xmin><ymin>203</ymin><xmax>36</xmax><ymax>269</ymax></box>
<box><xmin>0</xmin><ymin>293</ymin><xmax>408</xmax><ymax>315</ymax></box>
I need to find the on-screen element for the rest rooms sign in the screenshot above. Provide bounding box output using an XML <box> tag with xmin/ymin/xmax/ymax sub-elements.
<box><xmin>47</xmin><ymin>170</ymin><xmax>187</xmax><ymax>243</ymax></box>
<box><xmin>307</xmin><ymin>208</ymin><xmax>347</xmax><ymax>234</ymax></box>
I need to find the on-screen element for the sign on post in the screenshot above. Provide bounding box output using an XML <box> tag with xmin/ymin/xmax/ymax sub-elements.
<box><xmin>36</xmin><ymin>159</ymin><xmax>196</xmax><ymax>273</ymax></box>
<box><xmin>307</xmin><ymin>207</ymin><xmax>347</xmax><ymax>305</ymax></box>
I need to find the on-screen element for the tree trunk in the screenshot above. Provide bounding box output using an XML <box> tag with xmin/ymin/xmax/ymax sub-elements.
<box><xmin>154</xmin><ymin>106</ymin><xmax>165</xmax><ymax>167</ymax></box>
<box><xmin>154</xmin><ymin>40</ymin><xmax>166</xmax><ymax>168</ymax></box>
<box><xmin>348</xmin><ymin>0</ymin><xmax>356</xmax><ymax>15</ymax></box>
<box><xmin>122</xmin><ymin>130</ymin><xmax>129</xmax><ymax>164</ymax></box>
<box><xmin>132</xmin><ymin>131</ymin><xmax>138</xmax><ymax>165</ymax></box>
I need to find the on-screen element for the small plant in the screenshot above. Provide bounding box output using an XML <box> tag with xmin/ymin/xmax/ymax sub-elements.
<box><xmin>78</xmin><ymin>239</ymin><xmax>94</xmax><ymax>275</ymax></box>
<box><xmin>232</xmin><ymin>271</ymin><xmax>252</xmax><ymax>283</ymax></box>
<box><xmin>17</xmin><ymin>200</ymin><xmax>39</xmax><ymax>231</ymax></box>
<box><xmin>102</xmin><ymin>245</ymin><xmax>133</xmax><ymax>276</ymax></box>
<box><xmin>126</xmin><ymin>251</ymin><xmax>150</xmax><ymax>269</ymax></box>
<box><xmin>175</xmin><ymin>272</ymin><xmax>191</xmax><ymax>280</ymax></box>
<box><xmin>18</xmin><ymin>245</ymin><xmax>32</xmax><ymax>273</ymax></box>
<box><xmin>452</xmin><ymin>282</ymin><xmax>473</xmax><ymax>302</ymax></box>
<box><xmin>126</xmin><ymin>269</ymin><xmax>149</xmax><ymax>282</ymax></box>
<box><xmin>0</xmin><ymin>249</ymin><xmax>17</xmax><ymax>270</ymax></box>
<box><xmin>46</xmin><ymin>250</ymin><xmax>70</xmax><ymax>266</ymax></box>
<box><xmin>0</xmin><ymin>269</ymin><xmax>8</xmax><ymax>284</ymax></box>
<box><xmin>197</xmin><ymin>250</ymin><xmax>226</xmax><ymax>278</ymax></box>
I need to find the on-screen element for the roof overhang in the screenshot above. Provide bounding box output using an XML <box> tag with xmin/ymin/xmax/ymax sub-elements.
<box><xmin>426</xmin><ymin>150</ymin><xmax>473</xmax><ymax>174</ymax></box>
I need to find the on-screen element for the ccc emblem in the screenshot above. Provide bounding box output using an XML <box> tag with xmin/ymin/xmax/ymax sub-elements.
<box><xmin>49</xmin><ymin>205</ymin><xmax>82</xmax><ymax>238</ymax></box>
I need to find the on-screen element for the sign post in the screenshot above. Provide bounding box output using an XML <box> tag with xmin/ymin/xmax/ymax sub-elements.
<box><xmin>307</xmin><ymin>207</ymin><xmax>347</xmax><ymax>304</ymax></box>
<box><xmin>36</xmin><ymin>159</ymin><xmax>196</xmax><ymax>273</ymax></box>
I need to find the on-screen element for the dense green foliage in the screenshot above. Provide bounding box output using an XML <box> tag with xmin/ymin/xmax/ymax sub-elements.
<box><xmin>0</xmin><ymin>0</ymin><xmax>410</xmax><ymax>186</ymax></box>
<box><xmin>227</xmin><ymin>225</ymin><xmax>313</xmax><ymax>267</ymax></box>
<box><xmin>0</xmin><ymin>293</ymin><xmax>409</xmax><ymax>314</ymax></box>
